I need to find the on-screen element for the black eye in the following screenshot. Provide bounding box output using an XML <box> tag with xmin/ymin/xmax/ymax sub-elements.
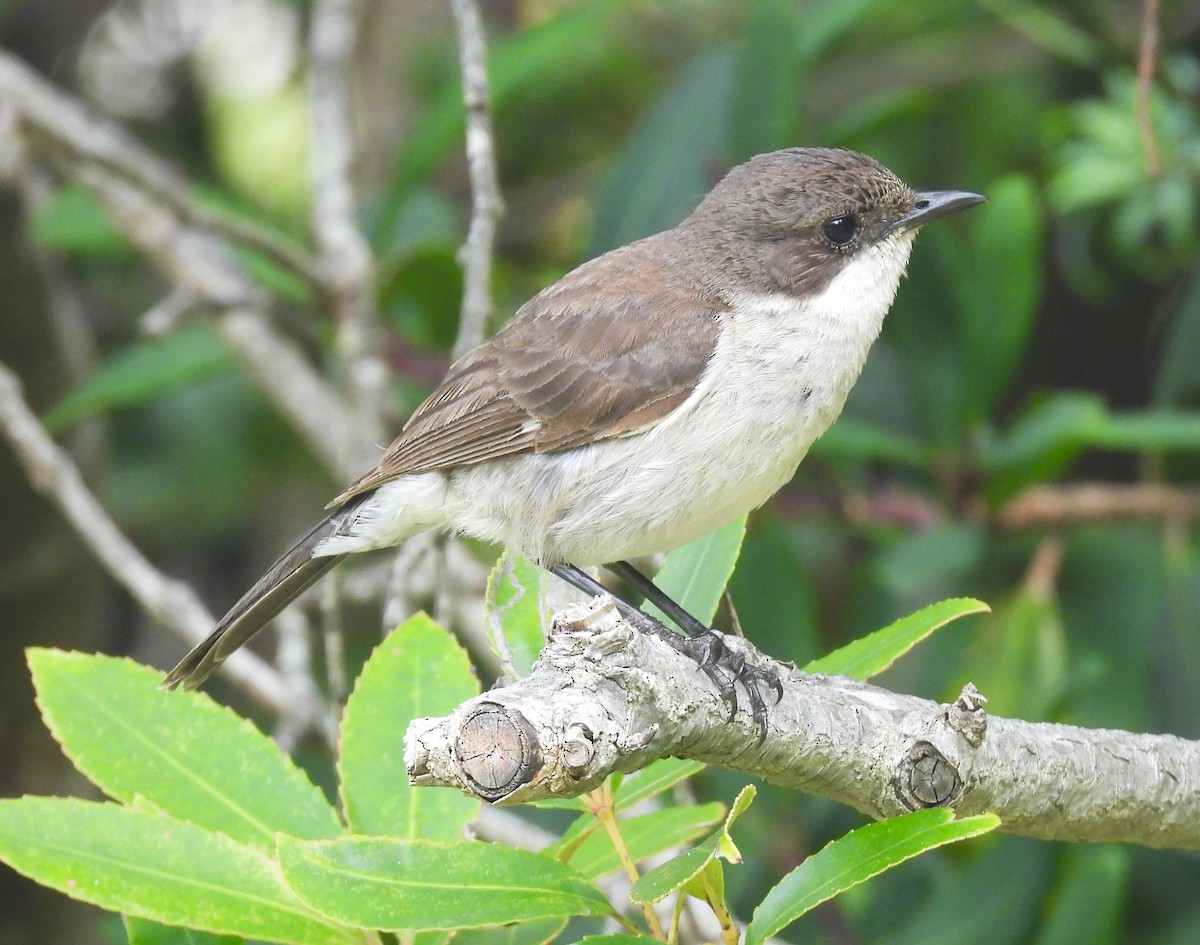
<box><xmin>821</xmin><ymin>215</ymin><xmax>858</xmax><ymax>246</ymax></box>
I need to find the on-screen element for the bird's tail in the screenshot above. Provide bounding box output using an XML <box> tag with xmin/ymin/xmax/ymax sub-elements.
<box><xmin>161</xmin><ymin>497</ymin><xmax>367</xmax><ymax>691</ymax></box>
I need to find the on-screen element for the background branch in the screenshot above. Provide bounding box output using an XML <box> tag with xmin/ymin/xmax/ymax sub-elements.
<box><xmin>0</xmin><ymin>360</ymin><xmax>298</xmax><ymax>715</ymax></box>
<box><xmin>308</xmin><ymin>0</ymin><xmax>387</xmax><ymax>466</ymax></box>
<box><xmin>449</xmin><ymin>0</ymin><xmax>503</xmax><ymax>360</ymax></box>
<box><xmin>1135</xmin><ymin>0</ymin><xmax>1162</xmax><ymax>178</ymax></box>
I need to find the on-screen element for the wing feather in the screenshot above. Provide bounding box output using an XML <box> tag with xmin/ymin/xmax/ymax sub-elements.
<box><xmin>331</xmin><ymin>238</ymin><xmax>726</xmax><ymax>506</ymax></box>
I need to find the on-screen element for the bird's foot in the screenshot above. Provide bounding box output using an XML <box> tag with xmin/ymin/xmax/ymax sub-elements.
<box><xmin>547</xmin><ymin>563</ymin><xmax>782</xmax><ymax>742</ymax></box>
<box><xmin>654</xmin><ymin>626</ymin><xmax>783</xmax><ymax>744</ymax></box>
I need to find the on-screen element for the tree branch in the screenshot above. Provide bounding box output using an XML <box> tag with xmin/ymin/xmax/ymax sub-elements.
<box><xmin>407</xmin><ymin>596</ymin><xmax>1200</xmax><ymax>851</ymax></box>
<box><xmin>997</xmin><ymin>482</ymin><xmax>1200</xmax><ymax>529</ymax></box>
<box><xmin>1135</xmin><ymin>0</ymin><xmax>1162</xmax><ymax>179</ymax></box>
<box><xmin>0</xmin><ymin>360</ymin><xmax>296</xmax><ymax>715</ymax></box>
<box><xmin>449</xmin><ymin>0</ymin><xmax>503</xmax><ymax>360</ymax></box>
<box><xmin>308</xmin><ymin>0</ymin><xmax>387</xmax><ymax>461</ymax></box>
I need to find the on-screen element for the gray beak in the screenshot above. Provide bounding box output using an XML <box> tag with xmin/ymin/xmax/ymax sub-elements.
<box><xmin>890</xmin><ymin>189</ymin><xmax>986</xmax><ymax>232</ymax></box>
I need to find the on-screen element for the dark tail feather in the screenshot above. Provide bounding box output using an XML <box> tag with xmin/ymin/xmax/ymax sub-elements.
<box><xmin>161</xmin><ymin>504</ymin><xmax>362</xmax><ymax>691</ymax></box>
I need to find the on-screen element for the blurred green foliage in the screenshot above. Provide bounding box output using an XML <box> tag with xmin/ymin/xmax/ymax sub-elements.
<box><xmin>15</xmin><ymin>0</ymin><xmax>1200</xmax><ymax>942</ymax></box>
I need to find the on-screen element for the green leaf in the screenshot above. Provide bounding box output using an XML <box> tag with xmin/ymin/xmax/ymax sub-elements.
<box><xmin>0</xmin><ymin>798</ymin><xmax>352</xmax><ymax>945</ymax></box>
<box><xmin>30</xmin><ymin>183</ymin><xmax>134</xmax><ymax>259</ymax></box>
<box><xmin>28</xmin><ymin>649</ymin><xmax>341</xmax><ymax>850</ymax></box>
<box><xmin>565</xmin><ymin>802</ymin><xmax>726</xmax><ymax>880</ymax></box>
<box><xmin>1033</xmin><ymin>845</ymin><xmax>1128</xmax><ymax>945</ymax></box>
<box><xmin>980</xmin><ymin>392</ymin><xmax>1109</xmax><ymax>476</ymax></box>
<box><xmin>573</xmin><ymin>937</ymin><xmax>660</xmax><ymax>944</ymax></box>
<box><xmin>533</xmin><ymin>758</ymin><xmax>706</xmax><ymax>814</ymax></box>
<box><xmin>942</xmin><ymin>174</ymin><xmax>1043</xmax><ymax>424</ymax></box>
<box><xmin>124</xmin><ymin>916</ymin><xmax>243</xmax><ymax>945</ymax></box>
<box><xmin>486</xmin><ymin>552</ymin><xmax>549</xmax><ymax>679</ymax></box>
<box><xmin>541</xmin><ymin>810</ymin><xmax>603</xmax><ymax>860</ymax></box>
<box><xmin>809</xmin><ymin>417</ymin><xmax>928</xmax><ymax>466</ymax></box>
<box><xmin>276</xmin><ymin>835</ymin><xmax>610</xmax><ymax>930</ymax></box>
<box><xmin>42</xmin><ymin>324</ymin><xmax>237</xmax><ymax>433</ymax></box>
<box><xmin>644</xmin><ymin>516</ymin><xmax>747</xmax><ymax>629</ymax></box>
<box><xmin>338</xmin><ymin>615</ymin><xmax>479</xmax><ymax>839</ymax></box>
<box><xmin>451</xmin><ymin>917</ymin><xmax>567</xmax><ymax>945</ymax></box>
<box><xmin>744</xmin><ymin>810</ymin><xmax>999</xmax><ymax>945</ymax></box>
<box><xmin>804</xmin><ymin>598</ymin><xmax>990</xmax><ymax>680</ymax></box>
<box><xmin>630</xmin><ymin>785</ymin><xmax>754</xmax><ymax>904</ymax></box>
<box><xmin>1092</xmin><ymin>410</ymin><xmax>1200</xmax><ymax>452</ymax></box>
<box><xmin>589</xmin><ymin>44</ymin><xmax>736</xmax><ymax>254</ymax></box>
<box><xmin>614</xmin><ymin>758</ymin><xmax>706</xmax><ymax>810</ymax></box>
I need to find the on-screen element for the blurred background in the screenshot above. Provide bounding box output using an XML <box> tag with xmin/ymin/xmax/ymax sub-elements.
<box><xmin>2</xmin><ymin>0</ymin><xmax>1200</xmax><ymax>942</ymax></box>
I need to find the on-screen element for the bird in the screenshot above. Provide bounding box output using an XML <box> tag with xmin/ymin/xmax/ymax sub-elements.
<box><xmin>163</xmin><ymin>147</ymin><xmax>984</xmax><ymax>732</ymax></box>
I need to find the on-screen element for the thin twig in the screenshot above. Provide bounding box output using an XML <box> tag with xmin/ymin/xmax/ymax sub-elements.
<box><xmin>0</xmin><ymin>360</ymin><xmax>294</xmax><ymax>714</ymax></box>
<box><xmin>997</xmin><ymin>482</ymin><xmax>1200</xmax><ymax>529</ymax></box>
<box><xmin>0</xmin><ymin>50</ymin><xmax>323</xmax><ymax>284</ymax></box>
<box><xmin>449</xmin><ymin>0</ymin><xmax>504</xmax><ymax>360</ymax></box>
<box><xmin>1135</xmin><ymin>0</ymin><xmax>1163</xmax><ymax>179</ymax></box>
<box><xmin>308</xmin><ymin>0</ymin><xmax>387</xmax><ymax>461</ymax></box>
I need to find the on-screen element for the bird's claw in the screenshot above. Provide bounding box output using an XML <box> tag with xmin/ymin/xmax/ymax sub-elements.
<box><xmin>657</xmin><ymin>627</ymin><xmax>781</xmax><ymax>745</ymax></box>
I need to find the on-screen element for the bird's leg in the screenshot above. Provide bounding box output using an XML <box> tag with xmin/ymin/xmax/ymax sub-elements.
<box><xmin>606</xmin><ymin>560</ymin><xmax>709</xmax><ymax>637</ymax></box>
<box><xmin>548</xmin><ymin>563</ymin><xmax>668</xmax><ymax>636</ymax></box>
<box><xmin>549</xmin><ymin>561</ymin><xmax>782</xmax><ymax>743</ymax></box>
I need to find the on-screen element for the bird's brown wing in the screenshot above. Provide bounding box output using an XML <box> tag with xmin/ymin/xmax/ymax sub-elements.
<box><xmin>331</xmin><ymin>246</ymin><xmax>726</xmax><ymax>506</ymax></box>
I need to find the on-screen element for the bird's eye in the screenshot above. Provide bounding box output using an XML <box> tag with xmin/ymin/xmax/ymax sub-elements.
<box><xmin>821</xmin><ymin>215</ymin><xmax>858</xmax><ymax>247</ymax></box>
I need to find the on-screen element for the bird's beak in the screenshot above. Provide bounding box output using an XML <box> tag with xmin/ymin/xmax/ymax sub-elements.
<box><xmin>890</xmin><ymin>190</ymin><xmax>986</xmax><ymax>232</ymax></box>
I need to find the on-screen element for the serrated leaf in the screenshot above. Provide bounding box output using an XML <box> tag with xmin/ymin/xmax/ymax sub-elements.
<box><xmin>0</xmin><ymin>798</ymin><xmax>352</xmax><ymax>945</ymax></box>
<box><xmin>803</xmin><ymin>599</ymin><xmax>989</xmax><ymax>681</ymax></box>
<box><xmin>644</xmin><ymin>516</ymin><xmax>747</xmax><ymax>629</ymax></box>
<box><xmin>613</xmin><ymin>758</ymin><xmax>706</xmax><ymax>810</ymax></box>
<box><xmin>485</xmin><ymin>552</ymin><xmax>549</xmax><ymax>679</ymax></box>
<box><xmin>565</xmin><ymin>803</ymin><xmax>725</xmax><ymax>880</ymax></box>
<box><xmin>42</xmin><ymin>324</ymin><xmax>237</xmax><ymax>433</ymax></box>
<box><xmin>28</xmin><ymin>649</ymin><xmax>341</xmax><ymax>849</ymax></box>
<box><xmin>338</xmin><ymin>615</ymin><xmax>479</xmax><ymax>839</ymax></box>
<box><xmin>745</xmin><ymin>810</ymin><xmax>1000</xmax><ymax>945</ymax></box>
<box><xmin>277</xmin><ymin>835</ymin><xmax>610</xmax><ymax>930</ymax></box>
<box><xmin>630</xmin><ymin>785</ymin><xmax>754</xmax><ymax>904</ymax></box>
